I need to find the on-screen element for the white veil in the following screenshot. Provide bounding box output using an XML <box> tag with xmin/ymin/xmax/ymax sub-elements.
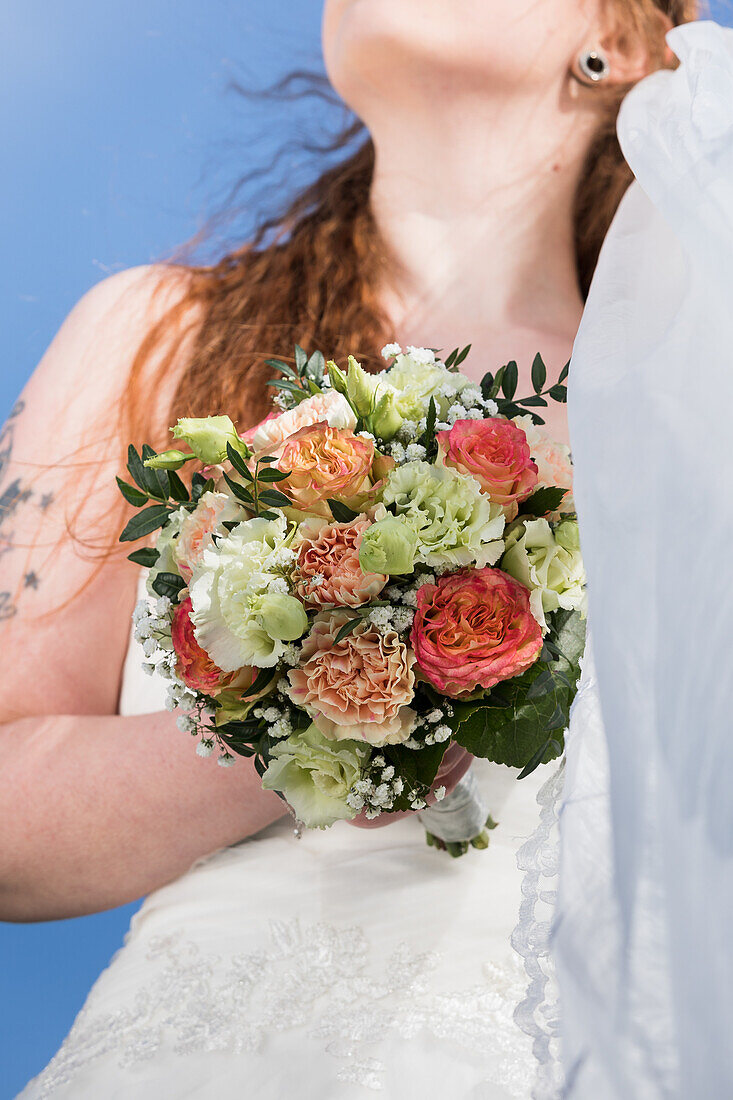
<box><xmin>546</xmin><ymin>20</ymin><xmax>733</xmax><ymax>1099</ymax></box>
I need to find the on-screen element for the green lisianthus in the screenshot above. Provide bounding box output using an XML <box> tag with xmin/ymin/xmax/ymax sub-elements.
<box><xmin>385</xmin><ymin>349</ymin><xmax>472</xmax><ymax>420</ymax></box>
<box><xmin>358</xmin><ymin>515</ymin><xmax>418</xmax><ymax>575</ymax></box>
<box><xmin>171</xmin><ymin>415</ymin><xmax>244</xmax><ymax>465</ymax></box>
<box><xmin>501</xmin><ymin>518</ymin><xmax>586</xmax><ymax>632</ymax></box>
<box><xmin>262</xmin><ymin>723</ymin><xmax>369</xmax><ymax>828</ymax></box>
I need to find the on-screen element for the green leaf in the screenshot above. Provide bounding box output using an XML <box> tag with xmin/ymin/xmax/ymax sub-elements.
<box><xmin>515</xmin><ymin>395</ymin><xmax>548</xmax><ymax>408</ymax></box>
<box><xmin>548</xmin><ymin>384</ymin><xmax>568</xmax><ymax>404</ymax></box>
<box><xmin>126</xmin><ymin>445</ymin><xmax>148</xmax><ymax>491</ymax></box>
<box><xmin>266</xmin><ymin>379</ymin><xmax>310</xmax><ymax>404</ymax></box>
<box><xmin>258</xmin><ymin>488</ymin><xmax>290</xmax><ymax>508</ymax></box>
<box><xmin>294</xmin><ymin>344</ymin><xmax>308</xmax><ymax>375</ymax></box>
<box><xmin>127</xmin><ymin>547</ymin><xmax>160</xmax><ymax>567</ymax></box>
<box><xmin>454</xmin><ymin>343</ymin><xmax>472</xmax><ymax>366</ymax></box>
<box><xmin>558</xmin><ymin>361</ymin><xmax>570</xmax><ymax>384</ymax></box>
<box><xmin>307</xmin><ymin>350</ymin><xmax>326</xmax><ymax>381</ymax></box>
<box><xmin>141</xmin><ymin>445</ymin><xmax>170</xmax><ymax>500</ymax></box>
<box><xmin>327</xmin><ymin>499</ymin><xmax>360</xmax><ymax>523</ymax></box>
<box><xmin>531</xmin><ymin>353</ymin><xmax>547</xmax><ymax>394</ymax></box>
<box><xmin>116</xmin><ymin>477</ymin><xmax>148</xmax><ymax>507</ymax></box>
<box><xmin>223</xmin><ymin>472</ymin><xmax>254</xmax><ymax>505</ymax></box>
<box><xmin>264</xmin><ymin>357</ymin><xmax>300</xmax><ymax>383</ymax></box>
<box><xmin>444</xmin><ymin>348</ymin><xmax>459</xmax><ymax>369</ymax></box>
<box><xmin>518</xmin><ymin>486</ymin><xmax>567</xmax><ymax>517</ymax></box>
<box><xmin>240</xmin><ymin>665</ymin><xmax>278</xmax><ymax>699</ymax></box>
<box><xmin>226</xmin><ymin>442</ymin><xmax>253</xmax><ymax>481</ymax></box>
<box><xmin>334</xmin><ymin>617</ymin><xmax>362</xmax><ymax>644</ymax></box>
<box><xmin>191</xmin><ymin>473</ymin><xmax>215</xmax><ymax>503</ymax></box>
<box><xmin>516</xmin><ymin>737</ymin><xmax>555</xmax><ymax>780</ymax></box>
<box><xmin>501</xmin><ymin>361</ymin><xmax>518</xmax><ymax>401</ymax></box>
<box><xmin>151</xmin><ymin>571</ymin><xmax>187</xmax><ymax>600</ymax></box>
<box><xmin>256</xmin><ymin>467</ymin><xmax>289</xmax><ymax>483</ymax></box>
<box><xmin>167</xmin><ymin>470</ymin><xmax>190</xmax><ymax>503</ymax></box>
<box><xmin>119</xmin><ymin>504</ymin><xmax>171</xmax><ymax>543</ymax></box>
<box><xmin>258</xmin><ymin>509</ymin><xmax>280</xmax><ymax>521</ymax></box>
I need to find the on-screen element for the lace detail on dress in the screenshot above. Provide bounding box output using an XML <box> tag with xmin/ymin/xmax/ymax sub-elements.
<box><xmin>27</xmin><ymin>919</ymin><xmax>535</xmax><ymax>1097</ymax></box>
<box><xmin>511</xmin><ymin>654</ymin><xmax>597</xmax><ymax>1100</ymax></box>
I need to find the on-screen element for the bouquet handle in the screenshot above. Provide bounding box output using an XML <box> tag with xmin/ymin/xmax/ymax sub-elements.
<box><xmin>418</xmin><ymin>766</ymin><xmax>496</xmax><ymax>857</ymax></box>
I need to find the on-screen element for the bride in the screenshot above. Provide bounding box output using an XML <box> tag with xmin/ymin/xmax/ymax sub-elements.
<box><xmin>0</xmin><ymin>1</ymin><xmax>704</xmax><ymax>1096</ymax></box>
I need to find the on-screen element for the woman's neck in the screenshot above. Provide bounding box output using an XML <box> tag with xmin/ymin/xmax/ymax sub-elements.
<box><xmin>368</xmin><ymin>85</ymin><xmax>597</xmax><ymax>401</ymax></box>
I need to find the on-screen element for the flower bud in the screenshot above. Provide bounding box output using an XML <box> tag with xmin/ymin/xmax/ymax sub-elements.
<box><xmin>359</xmin><ymin>516</ymin><xmax>417</xmax><ymax>576</ymax></box>
<box><xmin>327</xmin><ymin>360</ymin><xmax>349</xmax><ymax>397</ymax></box>
<box><xmin>143</xmin><ymin>449</ymin><xmax>193</xmax><ymax>470</ymax></box>
<box><xmin>255</xmin><ymin>592</ymin><xmax>308</xmax><ymax>641</ymax></box>
<box><xmin>368</xmin><ymin>389</ymin><xmax>403</xmax><ymax>441</ymax></box>
<box><xmin>554</xmin><ymin>518</ymin><xmax>580</xmax><ymax>552</ymax></box>
<box><xmin>345</xmin><ymin>356</ymin><xmax>379</xmax><ymax>418</ymax></box>
<box><xmin>171</xmin><ymin>416</ymin><xmax>242</xmax><ymax>465</ymax></box>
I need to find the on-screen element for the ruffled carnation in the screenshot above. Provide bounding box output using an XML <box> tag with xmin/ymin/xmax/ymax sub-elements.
<box><xmin>278</xmin><ymin>425</ymin><xmax>376</xmax><ymax>517</ymax></box>
<box><xmin>382</xmin><ymin>460</ymin><xmax>505</xmax><ymax>569</ymax></box>
<box><xmin>411</xmin><ymin>567</ymin><xmax>543</xmax><ymax>697</ymax></box>
<box><xmin>174</xmin><ymin>491</ymin><xmax>242</xmax><ymax>581</ymax></box>
<box><xmin>286</xmin><ymin>611</ymin><xmax>416</xmax><ymax>745</ymax></box>
<box><xmin>437</xmin><ymin>418</ymin><xmax>538</xmax><ymax>519</ymax></box>
<box><xmin>295</xmin><ymin>513</ymin><xmax>387</xmax><ymax>609</ymax></box>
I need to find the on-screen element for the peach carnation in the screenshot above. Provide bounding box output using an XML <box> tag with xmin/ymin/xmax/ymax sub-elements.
<box><xmin>513</xmin><ymin>415</ymin><xmax>574</xmax><ymax>513</ymax></box>
<box><xmin>437</xmin><ymin>418</ymin><xmax>538</xmax><ymax>519</ymax></box>
<box><xmin>174</xmin><ymin>491</ymin><xmax>241</xmax><ymax>580</ymax></box>
<box><xmin>286</xmin><ymin>611</ymin><xmax>416</xmax><ymax>745</ymax></box>
<box><xmin>295</xmin><ymin>514</ymin><xmax>387</xmax><ymax>609</ymax></box>
<box><xmin>278</xmin><ymin>424</ymin><xmax>376</xmax><ymax>517</ymax></box>
<box><xmin>249</xmin><ymin>391</ymin><xmax>357</xmax><ymax>453</ymax></box>
<box><xmin>411</xmin><ymin>567</ymin><xmax>542</xmax><ymax>698</ymax></box>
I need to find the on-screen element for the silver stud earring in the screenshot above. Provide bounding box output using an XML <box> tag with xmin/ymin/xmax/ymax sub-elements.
<box><xmin>572</xmin><ymin>47</ymin><xmax>610</xmax><ymax>86</ymax></box>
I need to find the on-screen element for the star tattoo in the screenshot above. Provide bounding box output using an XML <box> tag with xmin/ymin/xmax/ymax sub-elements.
<box><xmin>23</xmin><ymin>571</ymin><xmax>40</xmax><ymax>590</ymax></box>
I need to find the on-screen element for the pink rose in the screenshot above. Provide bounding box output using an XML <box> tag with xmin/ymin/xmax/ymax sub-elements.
<box><xmin>172</xmin><ymin>598</ymin><xmax>247</xmax><ymax>694</ymax></box>
<box><xmin>278</xmin><ymin>424</ymin><xmax>376</xmax><ymax>517</ymax></box>
<box><xmin>174</xmin><ymin>491</ymin><xmax>241</xmax><ymax>580</ymax></box>
<box><xmin>437</xmin><ymin>418</ymin><xmax>538</xmax><ymax>519</ymax></box>
<box><xmin>513</xmin><ymin>415</ymin><xmax>574</xmax><ymax>514</ymax></box>
<box><xmin>286</xmin><ymin>611</ymin><xmax>416</xmax><ymax>745</ymax></box>
<box><xmin>411</xmin><ymin>567</ymin><xmax>542</xmax><ymax>698</ymax></box>
<box><xmin>295</xmin><ymin>514</ymin><xmax>388</xmax><ymax>609</ymax></box>
<box><xmin>248</xmin><ymin>391</ymin><xmax>357</xmax><ymax>453</ymax></box>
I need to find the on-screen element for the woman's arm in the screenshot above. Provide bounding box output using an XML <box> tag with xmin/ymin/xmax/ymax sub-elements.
<box><xmin>0</xmin><ymin>267</ymin><xmax>285</xmax><ymax>922</ymax></box>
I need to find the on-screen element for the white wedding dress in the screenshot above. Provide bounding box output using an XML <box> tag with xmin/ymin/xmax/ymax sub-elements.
<box><xmin>19</xmin><ymin>19</ymin><xmax>733</xmax><ymax>1100</ymax></box>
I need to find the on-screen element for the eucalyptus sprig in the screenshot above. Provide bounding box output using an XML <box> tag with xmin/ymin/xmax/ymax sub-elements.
<box><xmin>481</xmin><ymin>353</ymin><xmax>569</xmax><ymax>426</ymax></box>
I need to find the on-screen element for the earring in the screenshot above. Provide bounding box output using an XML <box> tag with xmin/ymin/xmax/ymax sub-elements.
<box><xmin>572</xmin><ymin>47</ymin><xmax>610</xmax><ymax>86</ymax></box>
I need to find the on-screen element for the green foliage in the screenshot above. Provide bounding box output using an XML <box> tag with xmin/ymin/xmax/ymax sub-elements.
<box><xmin>479</xmin><ymin>354</ymin><xmax>570</xmax><ymax>426</ymax></box>
<box><xmin>384</xmin><ymin>740</ymin><xmax>448</xmax><ymax>812</ymax></box>
<box><xmin>328</xmin><ymin>499</ymin><xmax>360</xmax><ymax>523</ymax></box>
<box><xmin>151</xmin><ymin>571</ymin><xmax>187</xmax><ymax>600</ymax></box>
<box><xmin>127</xmin><ymin>547</ymin><xmax>160</xmax><ymax>567</ymax></box>
<box><xmin>452</xmin><ymin>609</ymin><xmax>585</xmax><ymax>774</ymax></box>
<box><xmin>119</xmin><ymin>504</ymin><xmax>170</xmax><ymax>542</ymax></box>
<box><xmin>417</xmin><ymin>397</ymin><xmax>439</xmax><ymax>461</ymax></box>
<box><xmin>518</xmin><ymin>486</ymin><xmax>568</xmax><ymax>517</ymax></box>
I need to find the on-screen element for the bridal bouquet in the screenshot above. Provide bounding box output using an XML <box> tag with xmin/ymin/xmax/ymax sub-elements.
<box><xmin>118</xmin><ymin>344</ymin><xmax>585</xmax><ymax>842</ymax></box>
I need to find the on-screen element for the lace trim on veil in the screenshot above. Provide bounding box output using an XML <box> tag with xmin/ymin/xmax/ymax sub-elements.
<box><xmin>511</xmin><ymin>763</ymin><xmax>565</xmax><ymax>1100</ymax></box>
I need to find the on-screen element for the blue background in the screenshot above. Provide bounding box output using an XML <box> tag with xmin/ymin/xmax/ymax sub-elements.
<box><xmin>1</xmin><ymin>3</ymin><xmax>731</xmax><ymax>1095</ymax></box>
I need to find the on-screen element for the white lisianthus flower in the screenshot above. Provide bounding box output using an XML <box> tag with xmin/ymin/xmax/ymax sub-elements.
<box><xmin>188</xmin><ymin>514</ymin><xmax>307</xmax><ymax>671</ymax></box>
<box><xmin>261</xmin><ymin>723</ymin><xmax>370</xmax><ymax>828</ymax></box>
<box><xmin>501</xmin><ymin>517</ymin><xmax>586</xmax><ymax>633</ymax></box>
<box><xmin>384</xmin><ymin>350</ymin><xmax>473</xmax><ymax>420</ymax></box>
<box><xmin>382</xmin><ymin>461</ymin><xmax>506</xmax><ymax>569</ymax></box>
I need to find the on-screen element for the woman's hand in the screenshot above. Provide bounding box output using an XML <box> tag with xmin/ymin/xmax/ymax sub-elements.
<box><xmin>347</xmin><ymin>742</ymin><xmax>473</xmax><ymax>829</ymax></box>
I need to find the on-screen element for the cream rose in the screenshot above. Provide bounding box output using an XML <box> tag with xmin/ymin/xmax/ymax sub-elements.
<box><xmin>251</xmin><ymin>391</ymin><xmax>357</xmax><ymax>453</ymax></box>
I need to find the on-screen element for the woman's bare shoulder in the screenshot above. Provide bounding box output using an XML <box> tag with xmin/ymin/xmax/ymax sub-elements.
<box><xmin>24</xmin><ymin>264</ymin><xmax>198</xmax><ymax>418</ymax></box>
